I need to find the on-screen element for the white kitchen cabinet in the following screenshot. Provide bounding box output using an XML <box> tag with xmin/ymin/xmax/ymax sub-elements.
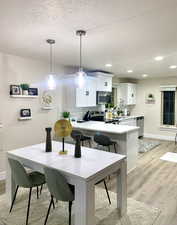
<box><xmin>96</xmin><ymin>74</ymin><xmax>113</xmax><ymax>92</ymax></box>
<box><xmin>119</xmin><ymin>83</ymin><xmax>136</xmax><ymax>105</ymax></box>
<box><xmin>76</xmin><ymin>76</ymin><xmax>97</xmax><ymax>107</ymax></box>
<box><xmin>97</xmin><ymin>76</ymin><xmax>112</xmax><ymax>92</ymax></box>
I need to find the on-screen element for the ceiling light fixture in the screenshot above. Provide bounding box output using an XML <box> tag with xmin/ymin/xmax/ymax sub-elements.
<box><xmin>142</xmin><ymin>74</ymin><xmax>148</xmax><ymax>78</ymax></box>
<box><xmin>76</xmin><ymin>30</ymin><xmax>87</xmax><ymax>88</ymax></box>
<box><xmin>46</xmin><ymin>39</ymin><xmax>56</xmax><ymax>90</ymax></box>
<box><xmin>169</xmin><ymin>65</ymin><xmax>177</xmax><ymax>69</ymax></box>
<box><xmin>127</xmin><ymin>70</ymin><xmax>133</xmax><ymax>73</ymax></box>
<box><xmin>154</xmin><ymin>56</ymin><xmax>164</xmax><ymax>61</ymax></box>
<box><xmin>105</xmin><ymin>64</ymin><xmax>112</xmax><ymax>68</ymax></box>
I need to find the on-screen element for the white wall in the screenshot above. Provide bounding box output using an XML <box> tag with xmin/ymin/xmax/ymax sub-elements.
<box><xmin>0</xmin><ymin>52</ymin><xmax>66</xmax><ymax>173</ymax></box>
<box><xmin>131</xmin><ymin>77</ymin><xmax>177</xmax><ymax>140</ymax></box>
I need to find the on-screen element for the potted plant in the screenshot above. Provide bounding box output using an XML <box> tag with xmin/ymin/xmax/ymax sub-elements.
<box><xmin>62</xmin><ymin>111</ymin><xmax>70</xmax><ymax>120</ymax></box>
<box><xmin>147</xmin><ymin>93</ymin><xmax>154</xmax><ymax>100</ymax></box>
<box><xmin>20</xmin><ymin>83</ymin><xmax>30</xmax><ymax>95</ymax></box>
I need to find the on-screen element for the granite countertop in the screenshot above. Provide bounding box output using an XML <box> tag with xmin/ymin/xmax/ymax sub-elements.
<box><xmin>72</xmin><ymin>121</ymin><xmax>139</xmax><ymax>134</ymax></box>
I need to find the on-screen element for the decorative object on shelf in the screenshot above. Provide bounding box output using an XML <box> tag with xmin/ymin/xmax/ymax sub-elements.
<box><xmin>20</xmin><ymin>83</ymin><xmax>29</xmax><ymax>95</ymax></box>
<box><xmin>45</xmin><ymin>127</ymin><xmax>52</xmax><ymax>152</ymax></box>
<box><xmin>46</xmin><ymin>39</ymin><xmax>56</xmax><ymax>90</ymax></box>
<box><xmin>28</xmin><ymin>88</ymin><xmax>38</xmax><ymax>96</ymax></box>
<box><xmin>146</xmin><ymin>93</ymin><xmax>155</xmax><ymax>104</ymax></box>
<box><xmin>74</xmin><ymin>135</ymin><xmax>81</xmax><ymax>158</ymax></box>
<box><xmin>54</xmin><ymin>119</ymin><xmax>72</xmax><ymax>155</ymax></box>
<box><xmin>62</xmin><ymin>111</ymin><xmax>70</xmax><ymax>120</ymax></box>
<box><xmin>41</xmin><ymin>91</ymin><xmax>53</xmax><ymax>109</ymax></box>
<box><xmin>20</xmin><ymin>109</ymin><xmax>31</xmax><ymax>118</ymax></box>
<box><xmin>75</xmin><ymin>30</ymin><xmax>87</xmax><ymax>88</ymax></box>
<box><xmin>10</xmin><ymin>85</ymin><xmax>21</xmax><ymax>95</ymax></box>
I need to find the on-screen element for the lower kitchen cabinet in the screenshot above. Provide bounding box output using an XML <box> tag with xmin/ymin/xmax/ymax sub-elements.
<box><xmin>119</xmin><ymin>118</ymin><xmax>137</xmax><ymax>126</ymax></box>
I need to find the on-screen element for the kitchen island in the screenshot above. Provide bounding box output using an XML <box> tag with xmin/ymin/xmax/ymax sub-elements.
<box><xmin>72</xmin><ymin>121</ymin><xmax>139</xmax><ymax>172</ymax></box>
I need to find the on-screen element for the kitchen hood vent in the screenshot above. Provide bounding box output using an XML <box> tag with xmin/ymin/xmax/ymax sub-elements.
<box><xmin>86</xmin><ymin>69</ymin><xmax>113</xmax><ymax>74</ymax></box>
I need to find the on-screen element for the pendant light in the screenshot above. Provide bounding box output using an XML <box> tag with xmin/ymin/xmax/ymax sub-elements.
<box><xmin>76</xmin><ymin>30</ymin><xmax>87</xmax><ymax>88</ymax></box>
<box><xmin>46</xmin><ymin>39</ymin><xmax>56</xmax><ymax>90</ymax></box>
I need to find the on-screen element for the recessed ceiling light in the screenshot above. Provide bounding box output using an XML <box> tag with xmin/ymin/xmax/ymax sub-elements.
<box><xmin>142</xmin><ymin>74</ymin><xmax>148</xmax><ymax>77</ymax></box>
<box><xmin>105</xmin><ymin>64</ymin><xmax>112</xmax><ymax>67</ymax></box>
<box><xmin>169</xmin><ymin>65</ymin><xmax>177</xmax><ymax>69</ymax></box>
<box><xmin>127</xmin><ymin>70</ymin><xmax>133</xmax><ymax>73</ymax></box>
<box><xmin>154</xmin><ymin>56</ymin><xmax>164</xmax><ymax>61</ymax></box>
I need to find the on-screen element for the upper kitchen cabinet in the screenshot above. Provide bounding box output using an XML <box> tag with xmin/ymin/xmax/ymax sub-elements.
<box><xmin>96</xmin><ymin>74</ymin><xmax>113</xmax><ymax>92</ymax></box>
<box><xmin>119</xmin><ymin>83</ymin><xmax>136</xmax><ymax>105</ymax></box>
<box><xmin>76</xmin><ymin>76</ymin><xmax>97</xmax><ymax>107</ymax></box>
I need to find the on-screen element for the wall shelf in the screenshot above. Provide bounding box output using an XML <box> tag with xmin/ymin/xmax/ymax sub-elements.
<box><xmin>18</xmin><ymin>117</ymin><xmax>32</xmax><ymax>121</ymax></box>
<box><xmin>41</xmin><ymin>106</ymin><xmax>54</xmax><ymax>110</ymax></box>
<box><xmin>10</xmin><ymin>95</ymin><xmax>38</xmax><ymax>98</ymax></box>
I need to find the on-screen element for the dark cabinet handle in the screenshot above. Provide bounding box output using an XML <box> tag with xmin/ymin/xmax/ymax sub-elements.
<box><xmin>86</xmin><ymin>91</ymin><xmax>89</xmax><ymax>96</ymax></box>
<box><xmin>104</xmin><ymin>82</ymin><xmax>108</xmax><ymax>86</ymax></box>
<box><xmin>132</xmin><ymin>93</ymin><xmax>134</xmax><ymax>97</ymax></box>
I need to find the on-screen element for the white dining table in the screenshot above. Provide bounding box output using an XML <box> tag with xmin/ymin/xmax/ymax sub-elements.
<box><xmin>6</xmin><ymin>141</ymin><xmax>127</xmax><ymax>225</ymax></box>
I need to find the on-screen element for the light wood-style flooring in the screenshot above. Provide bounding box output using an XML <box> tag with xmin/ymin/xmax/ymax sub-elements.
<box><xmin>1</xmin><ymin>140</ymin><xmax>177</xmax><ymax>225</ymax></box>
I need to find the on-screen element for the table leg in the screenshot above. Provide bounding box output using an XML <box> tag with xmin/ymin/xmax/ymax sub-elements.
<box><xmin>117</xmin><ymin>159</ymin><xmax>127</xmax><ymax>217</ymax></box>
<box><xmin>6</xmin><ymin>155</ymin><xmax>16</xmax><ymax>205</ymax></box>
<box><xmin>74</xmin><ymin>180</ymin><xmax>95</xmax><ymax>225</ymax></box>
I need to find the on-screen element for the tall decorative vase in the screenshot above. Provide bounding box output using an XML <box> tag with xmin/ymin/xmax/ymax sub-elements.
<box><xmin>74</xmin><ymin>135</ymin><xmax>81</xmax><ymax>158</ymax></box>
<box><xmin>45</xmin><ymin>127</ymin><xmax>52</xmax><ymax>152</ymax></box>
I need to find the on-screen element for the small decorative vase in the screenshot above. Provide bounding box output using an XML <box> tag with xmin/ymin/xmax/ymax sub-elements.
<box><xmin>45</xmin><ymin>127</ymin><xmax>52</xmax><ymax>152</ymax></box>
<box><xmin>74</xmin><ymin>135</ymin><xmax>81</xmax><ymax>158</ymax></box>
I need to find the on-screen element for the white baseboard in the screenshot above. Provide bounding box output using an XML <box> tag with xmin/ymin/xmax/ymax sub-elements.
<box><xmin>144</xmin><ymin>133</ymin><xmax>175</xmax><ymax>141</ymax></box>
<box><xmin>0</xmin><ymin>171</ymin><xmax>6</xmax><ymax>181</ymax></box>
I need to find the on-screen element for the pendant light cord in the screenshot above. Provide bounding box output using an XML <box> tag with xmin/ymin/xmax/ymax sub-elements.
<box><xmin>80</xmin><ymin>33</ymin><xmax>82</xmax><ymax>70</ymax></box>
<box><xmin>50</xmin><ymin>43</ymin><xmax>53</xmax><ymax>74</ymax></box>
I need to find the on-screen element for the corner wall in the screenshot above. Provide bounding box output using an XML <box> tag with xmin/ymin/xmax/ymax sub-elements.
<box><xmin>0</xmin><ymin>52</ymin><xmax>66</xmax><ymax>173</ymax></box>
<box><xmin>131</xmin><ymin>77</ymin><xmax>177</xmax><ymax>140</ymax></box>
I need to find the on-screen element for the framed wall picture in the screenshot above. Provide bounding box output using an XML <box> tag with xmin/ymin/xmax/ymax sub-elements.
<box><xmin>20</xmin><ymin>109</ymin><xmax>31</xmax><ymax>118</ymax></box>
<box><xmin>10</xmin><ymin>85</ymin><xmax>21</xmax><ymax>95</ymax></box>
<box><xmin>28</xmin><ymin>88</ymin><xmax>38</xmax><ymax>96</ymax></box>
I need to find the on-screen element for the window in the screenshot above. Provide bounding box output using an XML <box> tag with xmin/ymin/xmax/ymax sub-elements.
<box><xmin>162</xmin><ymin>91</ymin><xmax>175</xmax><ymax>125</ymax></box>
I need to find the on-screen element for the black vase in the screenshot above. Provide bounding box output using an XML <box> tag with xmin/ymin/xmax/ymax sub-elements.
<box><xmin>74</xmin><ymin>135</ymin><xmax>81</xmax><ymax>158</ymax></box>
<box><xmin>45</xmin><ymin>127</ymin><xmax>52</xmax><ymax>152</ymax></box>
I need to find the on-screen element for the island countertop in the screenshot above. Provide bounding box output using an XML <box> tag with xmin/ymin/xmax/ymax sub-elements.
<box><xmin>71</xmin><ymin>121</ymin><xmax>139</xmax><ymax>134</ymax></box>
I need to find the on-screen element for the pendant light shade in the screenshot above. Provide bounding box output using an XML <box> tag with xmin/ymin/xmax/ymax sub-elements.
<box><xmin>46</xmin><ymin>39</ymin><xmax>56</xmax><ymax>90</ymax></box>
<box><xmin>76</xmin><ymin>30</ymin><xmax>87</xmax><ymax>88</ymax></box>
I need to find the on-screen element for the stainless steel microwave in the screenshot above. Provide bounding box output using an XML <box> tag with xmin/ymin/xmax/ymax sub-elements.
<box><xmin>96</xmin><ymin>91</ymin><xmax>111</xmax><ymax>105</ymax></box>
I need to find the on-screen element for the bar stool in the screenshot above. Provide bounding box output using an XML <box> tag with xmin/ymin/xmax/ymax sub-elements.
<box><xmin>94</xmin><ymin>133</ymin><xmax>117</xmax><ymax>153</ymax></box>
<box><xmin>71</xmin><ymin>130</ymin><xmax>92</xmax><ymax>147</ymax></box>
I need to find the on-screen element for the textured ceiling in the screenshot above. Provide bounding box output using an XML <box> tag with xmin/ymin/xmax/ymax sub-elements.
<box><xmin>0</xmin><ymin>0</ymin><xmax>177</xmax><ymax>78</ymax></box>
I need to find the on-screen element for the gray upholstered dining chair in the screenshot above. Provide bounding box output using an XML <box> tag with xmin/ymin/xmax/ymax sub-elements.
<box><xmin>8</xmin><ymin>158</ymin><xmax>46</xmax><ymax>225</ymax></box>
<box><xmin>43</xmin><ymin>167</ymin><xmax>74</xmax><ymax>225</ymax></box>
<box><xmin>43</xmin><ymin>167</ymin><xmax>111</xmax><ymax>225</ymax></box>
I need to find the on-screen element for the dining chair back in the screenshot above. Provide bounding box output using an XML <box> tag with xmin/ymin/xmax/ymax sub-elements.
<box><xmin>43</xmin><ymin>167</ymin><xmax>74</xmax><ymax>225</ymax></box>
<box><xmin>44</xmin><ymin>167</ymin><xmax>74</xmax><ymax>202</ymax></box>
<box><xmin>8</xmin><ymin>158</ymin><xmax>31</xmax><ymax>188</ymax></box>
<box><xmin>8</xmin><ymin>158</ymin><xmax>46</xmax><ymax>225</ymax></box>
